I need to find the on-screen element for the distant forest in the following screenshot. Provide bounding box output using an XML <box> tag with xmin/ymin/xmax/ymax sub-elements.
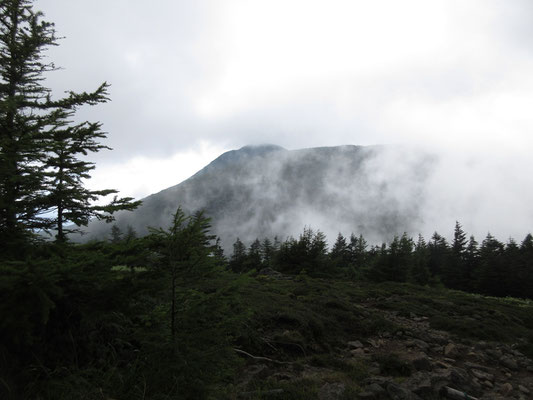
<box><xmin>226</xmin><ymin>222</ymin><xmax>533</xmax><ymax>300</ymax></box>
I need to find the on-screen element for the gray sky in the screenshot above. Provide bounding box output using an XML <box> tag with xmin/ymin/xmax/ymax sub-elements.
<box><xmin>34</xmin><ymin>0</ymin><xmax>533</xmax><ymax>239</ymax></box>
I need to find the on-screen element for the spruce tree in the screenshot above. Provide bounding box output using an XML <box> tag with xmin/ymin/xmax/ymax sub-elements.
<box><xmin>0</xmin><ymin>0</ymin><xmax>138</xmax><ymax>248</ymax></box>
<box><xmin>448</xmin><ymin>221</ymin><xmax>468</xmax><ymax>289</ymax></box>
<box><xmin>0</xmin><ymin>0</ymin><xmax>57</xmax><ymax>247</ymax></box>
<box><xmin>44</xmin><ymin>103</ymin><xmax>140</xmax><ymax>242</ymax></box>
<box><xmin>349</xmin><ymin>233</ymin><xmax>368</xmax><ymax>270</ymax></box>
<box><xmin>229</xmin><ymin>237</ymin><xmax>247</xmax><ymax>272</ymax></box>
<box><xmin>261</xmin><ymin>237</ymin><xmax>273</xmax><ymax>267</ymax></box>
<box><xmin>330</xmin><ymin>232</ymin><xmax>350</xmax><ymax>268</ymax></box>
<box><xmin>411</xmin><ymin>234</ymin><xmax>430</xmax><ymax>285</ymax></box>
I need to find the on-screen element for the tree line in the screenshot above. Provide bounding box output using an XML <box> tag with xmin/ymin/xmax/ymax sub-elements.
<box><xmin>228</xmin><ymin>222</ymin><xmax>533</xmax><ymax>300</ymax></box>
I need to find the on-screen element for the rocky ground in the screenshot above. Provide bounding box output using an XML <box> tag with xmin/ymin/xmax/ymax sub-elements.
<box><xmin>235</xmin><ymin>296</ymin><xmax>533</xmax><ymax>399</ymax></box>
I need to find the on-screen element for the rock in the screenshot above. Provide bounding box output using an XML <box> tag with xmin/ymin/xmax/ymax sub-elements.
<box><xmin>351</xmin><ymin>348</ymin><xmax>366</xmax><ymax>357</ymax></box>
<box><xmin>499</xmin><ymin>382</ymin><xmax>513</xmax><ymax>396</ymax></box>
<box><xmin>412</xmin><ymin>355</ymin><xmax>432</xmax><ymax>371</ymax></box>
<box><xmin>444</xmin><ymin>343</ymin><xmax>457</xmax><ymax>356</ymax></box>
<box><xmin>512</xmin><ymin>349</ymin><xmax>524</xmax><ymax>357</ymax></box>
<box><xmin>485</xmin><ymin>348</ymin><xmax>503</xmax><ymax>359</ymax></box>
<box><xmin>411</xmin><ymin>339</ymin><xmax>430</xmax><ymax>351</ymax></box>
<box><xmin>357</xmin><ymin>391</ymin><xmax>378</xmax><ymax>399</ymax></box>
<box><xmin>348</xmin><ymin>340</ymin><xmax>364</xmax><ymax>349</ymax></box>
<box><xmin>464</xmin><ymin>361</ymin><xmax>491</xmax><ymax>372</ymax></box>
<box><xmin>318</xmin><ymin>382</ymin><xmax>345</xmax><ymax>400</ymax></box>
<box><xmin>470</xmin><ymin>368</ymin><xmax>494</xmax><ymax>382</ymax></box>
<box><xmin>386</xmin><ymin>382</ymin><xmax>421</xmax><ymax>399</ymax></box>
<box><xmin>499</xmin><ymin>355</ymin><xmax>519</xmax><ymax>371</ymax></box>
<box><xmin>271</xmin><ymin>372</ymin><xmax>292</xmax><ymax>381</ymax></box>
<box><xmin>518</xmin><ymin>384</ymin><xmax>530</xmax><ymax>394</ymax></box>
<box><xmin>430</xmin><ymin>368</ymin><xmax>469</xmax><ymax>392</ymax></box>
<box><xmin>482</xmin><ymin>380</ymin><xmax>493</xmax><ymax>388</ymax></box>
<box><xmin>358</xmin><ymin>383</ymin><xmax>387</xmax><ymax>399</ymax></box>
<box><xmin>404</xmin><ymin>372</ymin><xmax>432</xmax><ymax>397</ymax></box>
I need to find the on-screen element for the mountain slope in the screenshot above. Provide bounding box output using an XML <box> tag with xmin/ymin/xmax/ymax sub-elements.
<box><xmin>83</xmin><ymin>144</ymin><xmax>434</xmax><ymax>247</ymax></box>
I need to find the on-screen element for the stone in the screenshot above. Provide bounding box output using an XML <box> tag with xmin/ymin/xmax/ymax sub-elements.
<box><xmin>404</xmin><ymin>372</ymin><xmax>432</xmax><ymax>397</ymax></box>
<box><xmin>500</xmin><ymin>355</ymin><xmax>519</xmax><ymax>371</ymax></box>
<box><xmin>486</xmin><ymin>348</ymin><xmax>503</xmax><ymax>359</ymax></box>
<box><xmin>351</xmin><ymin>348</ymin><xmax>366</xmax><ymax>357</ymax></box>
<box><xmin>412</xmin><ymin>339</ymin><xmax>430</xmax><ymax>351</ymax></box>
<box><xmin>348</xmin><ymin>340</ymin><xmax>364</xmax><ymax>349</ymax></box>
<box><xmin>499</xmin><ymin>382</ymin><xmax>513</xmax><ymax>396</ymax></box>
<box><xmin>470</xmin><ymin>368</ymin><xmax>494</xmax><ymax>382</ymax></box>
<box><xmin>444</xmin><ymin>343</ymin><xmax>457</xmax><ymax>356</ymax></box>
<box><xmin>412</xmin><ymin>355</ymin><xmax>432</xmax><ymax>371</ymax></box>
<box><xmin>318</xmin><ymin>382</ymin><xmax>346</xmax><ymax>400</ymax></box>
<box><xmin>386</xmin><ymin>382</ymin><xmax>421</xmax><ymax>400</ymax></box>
<box><xmin>518</xmin><ymin>385</ymin><xmax>530</xmax><ymax>394</ymax></box>
<box><xmin>481</xmin><ymin>380</ymin><xmax>494</xmax><ymax>388</ymax></box>
<box><xmin>357</xmin><ymin>391</ymin><xmax>378</xmax><ymax>399</ymax></box>
<box><xmin>464</xmin><ymin>361</ymin><xmax>491</xmax><ymax>372</ymax></box>
<box><xmin>366</xmin><ymin>383</ymin><xmax>386</xmax><ymax>393</ymax></box>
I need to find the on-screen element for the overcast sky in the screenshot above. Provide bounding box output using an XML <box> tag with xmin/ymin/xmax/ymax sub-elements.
<box><xmin>34</xmin><ymin>0</ymin><xmax>533</xmax><ymax>208</ymax></box>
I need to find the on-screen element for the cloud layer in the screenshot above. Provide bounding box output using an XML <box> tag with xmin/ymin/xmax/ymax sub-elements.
<box><xmin>33</xmin><ymin>0</ymin><xmax>533</xmax><ymax>240</ymax></box>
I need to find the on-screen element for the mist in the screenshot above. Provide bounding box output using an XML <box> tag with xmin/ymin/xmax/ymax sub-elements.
<box><xmin>82</xmin><ymin>143</ymin><xmax>532</xmax><ymax>251</ymax></box>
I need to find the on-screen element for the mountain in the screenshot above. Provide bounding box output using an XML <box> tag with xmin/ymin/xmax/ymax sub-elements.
<box><xmin>82</xmin><ymin>144</ymin><xmax>435</xmax><ymax>248</ymax></box>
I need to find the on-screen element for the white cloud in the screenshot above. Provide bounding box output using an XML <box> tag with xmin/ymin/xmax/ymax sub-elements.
<box><xmin>85</xmin><ymin>141</ymin><xmax>228</xmax><ymax>201</ymax></box>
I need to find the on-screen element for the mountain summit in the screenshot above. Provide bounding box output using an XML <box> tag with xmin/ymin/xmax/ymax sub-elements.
<box><xmin>83</xmin><ymin>145</ymin><xmax>433</xmax><ymax>248</ymax></box>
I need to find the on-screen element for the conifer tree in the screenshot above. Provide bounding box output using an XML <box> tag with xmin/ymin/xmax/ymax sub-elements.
<box><xmin>477</xmin><ymin>233</ymin><xmax>505</xmax><ymax>296</ymax></box>
<box><xmin>519</xmin><ymin>234</ymin><xmax>533</xmax><ymax>299</ymax></box>
<box><xmin>110</xmin><ymin>224</ymin><xmax>123</xmax><ymax>244</ymax></box>
<box><xmin>44</xmin><ymin>105</ymin><xmax>140</xmax><ymax>241</ymax></box>
<box><xmin>248</xmin><ymin>238</ymin><xmax>262</xmax><ymax>269</ymax></box>
<box><xmin>464</xmin><ymin>235</ymin><xmax>479</xmax><ymax>292</ymax></box>
<box><xmin>229</xmin><ymin>237</ymin><xmax>247</xmax><ymax>272</ymax></box>
<box><xmin>411</xmin><ymin>234</ymin><xmax>430</xmax><ymax>285</ymax></box>
<box><xmin>330</xmin><ymin>232</ymin><xmax>350</xmax><ymax>268</ymax></box>
<box><xmin>349</xmin><ymin>233</ymin><xmax>368</xmax><ymax>270</ymax></box>
<box><xmin>428</xmin><ymin>232</ymin><xmax>449</xmax><ymax>280</ymax></box>
<box><xmin>448</xmin><ymin>221</ymin><xmax>468</xmax><ymax>289</ymax></box>
<box><xmin>261</xmin><ymin>237</ymin><xmax>273</xmax><ymax>267</ymax></box>
<box><xmin>0</xmin><ymin>0</ymin><xmax>138</xmax><ymax>248</ymax></box>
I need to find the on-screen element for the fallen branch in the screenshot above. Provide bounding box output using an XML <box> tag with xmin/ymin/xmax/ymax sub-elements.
<box><xmin>233</xmin><ymin>348</ymin><xmax>292</xmax><ymax>365</ymax></box>
<box><xmin>440</xmin><ymin>386</ymin><xmax>479</xmax><ymax>400</ymax></box>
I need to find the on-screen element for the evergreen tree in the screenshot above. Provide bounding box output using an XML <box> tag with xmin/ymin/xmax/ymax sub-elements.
<box><xmin>229</xmin><ymin>237</ymin><xmax>247</xmax><ymax>272</ymax></box>
<box><xmin>448</xmin><ymin>221</ymin><xmax>468</xmax><ymax>289</ymax></box>
<box><xmin>463</xmin><ymin>235</ymin><xmax>479</xmax><ymax>292</ymax></box>
<box><xmin>148</xmin><ymin>207</ymin><xmax>215</xmax><ymax>340</ymax></box>
<box><xmin>477</xmin><ymin>233</ymin><xmax>505</xmax><ymax>296</ymax></box>
<box><xmin>0</xmin><ymin>0</ymin><xmax>58</xmax><ymax>247</ymax></box>
<box><xmin>247</xmin><ymin>238</ymin><xmax>262</xmax><ymax>269</ymax></box>
<box><xmin>518</xmin><ymin>234</ymin><xmax>533</xmax><ymax>299</ymax></box>
<box><xmin>0</xmin><ymin>0</ymin><xmax>138</xmax><ymax>248</ymax></box>
<box><xmin>261</xmin><ymin>237</ymin><xmax>273</xmax><ymax>267</ymax></box>
<box><xmin>330</xmin><ymin>232</ymin><xmax>350</xmax><ymax>269</ymax></box>
<box><xmin>411</xmin><ymin>234</ymin><xmax>430</xmax><ymax>285</ymax></box>
<box><xmin>44</xmin><ymin>107</ymin><xmax>140</xmax><ymax>241</ymax></box>
<box><xmin>428</xmin><ymin>232</ymin><xmax>449</xmax><ymax>281</ymax></box>
<box><xmin>124</xmin><ymin>224</ymin><xmax>137</xmax><ymax>242</ymax></box>
<box><xmin>110</xmin><ymin>224</ymin><xmax>123</xmax><ymax>244</ymax></box>
<box><xmin>212</xmin><ymin>237</ymin><xmax>226</xmax><ymax>267</ymax></box>
<box><xmin>504</xmin><ymin>238</ymin><xmax>521</xmax><ymax>297</ymax></box>
<box><xmin>349</xmin><ymin>233</ymin><xmax>367</xmax><ymax>268</ymax></box>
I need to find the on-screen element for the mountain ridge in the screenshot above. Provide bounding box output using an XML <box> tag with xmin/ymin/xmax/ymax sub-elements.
<box><xmin>82</xmin><ymin>144</ymin><xmax>433</xmax><ymax>248</ymax></box>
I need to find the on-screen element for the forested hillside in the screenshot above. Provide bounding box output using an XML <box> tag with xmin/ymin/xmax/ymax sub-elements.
<box><xmin>81</xmin><ymin>143</ymin><xmax>433</xmax><ymax>249</ymax></box>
